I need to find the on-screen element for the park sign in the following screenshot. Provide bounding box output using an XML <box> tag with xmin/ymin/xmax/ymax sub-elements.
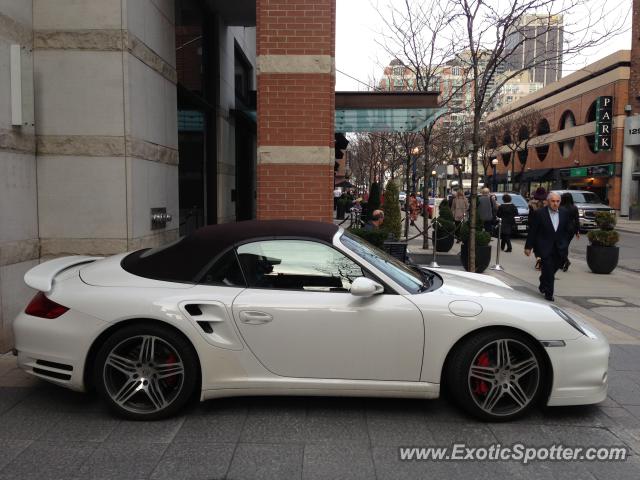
<box><xmin>594</xmin><ymin>96</ymin><xmax>613</xmax><ymax>152</ymax></box>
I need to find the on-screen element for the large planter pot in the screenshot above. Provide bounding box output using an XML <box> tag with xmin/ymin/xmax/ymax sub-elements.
<box><xmin>433</xmin><ymin>231</ymin><xmax>455</xmax><ymax>252</ymax></box>
<box><xmin>336</xmin><ymin>202</ymin><xmax>346</xmax><ymax>220</ymax></box>
<box><xmin>586</xmin><ymin>245</ymin><xmax>619</xmax><ymax>274</ymax></box>
<box><xmin>460</xmin><ymin>243</ymin><xmax>492</xmax><ymax>273</ymax></box>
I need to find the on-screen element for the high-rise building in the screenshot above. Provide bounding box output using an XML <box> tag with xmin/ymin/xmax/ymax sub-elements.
<box><xmin>505</xmin><ymin>14</ymin><xmax>564</xmax><ymax>86</ymax></box>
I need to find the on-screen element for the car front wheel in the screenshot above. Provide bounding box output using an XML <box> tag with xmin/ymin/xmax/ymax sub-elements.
<box><xmin>447</xmin><ymin>330</ymin><xmax>547</xmax><ymax>421</ymax></box>
<box><xmin>94</xmin><ymin>324</ymin><xmax>199</xmax><ymax>420</ymax></box>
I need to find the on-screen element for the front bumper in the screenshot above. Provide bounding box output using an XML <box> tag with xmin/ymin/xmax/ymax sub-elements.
<box><xmin>579</xmin><ymin>218</ymin><xmax>598</xmax><ymax>230</ymax></box>
<box><xmin>545</xmin><ymin>329</ymin><xmax>609</xmax><ymax>406</ymax></box>
<box><xmin>13</xmin><ymin>309</ymin><xmax>107</xmax><ymax>391</ymax></box>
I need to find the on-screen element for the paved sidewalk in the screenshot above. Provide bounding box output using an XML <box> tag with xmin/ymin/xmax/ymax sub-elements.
<box><xmin>617</xmin><ymin>218</ymin><xmax>640</xmax><ymax>235</ymax></box>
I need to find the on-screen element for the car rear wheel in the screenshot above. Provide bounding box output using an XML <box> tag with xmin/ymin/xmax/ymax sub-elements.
<box><xmin>447</xmin><ymin>330</ymin><xmax>546</xmax><ymax>421</ymax></box>
<box><xmin>94</xmin><ymin>324</ymin><xmax>199</xmax><ymax>420</ymax></box>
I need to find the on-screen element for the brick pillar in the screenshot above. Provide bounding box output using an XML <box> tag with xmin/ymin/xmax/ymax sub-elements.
<box><xmin>256</xmin><ymin>0</ymin><xmax>336</xmax><ymax>222</ymax></box>
<box><xmin>631</xmin><ymin>0</ymin><xmax>640</xmax><ymax>113</ymax></box>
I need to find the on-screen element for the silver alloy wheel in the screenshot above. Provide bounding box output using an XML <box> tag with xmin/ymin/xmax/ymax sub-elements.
<box><xmin>103</xmin><ymin>335</ymin><xmax>185</xmax><ymax>414</ymax></box>
<box><xmin>467</xmin><ymin>339</ymin><xmax>540</xmax><ymax>417</ymax></box>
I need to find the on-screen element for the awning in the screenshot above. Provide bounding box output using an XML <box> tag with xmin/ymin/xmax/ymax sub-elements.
<box><xmin>521</xmin><ymin>168</ymin><xmax>553</xmax><ymax>181</ymax></box>
<box><xmin>336</xmin><ymin>180</ymin><xmax>354</xmax><ymax>188</ymax></box>
<box><xmin>239</xmin><ymin>91</ymin><xmax>442</xmax><ymax>134</ymax></box>
<box><xmin>335</xmin><ymin>92</ymin><xmax>442</xmax><ymax>133</ymax></box>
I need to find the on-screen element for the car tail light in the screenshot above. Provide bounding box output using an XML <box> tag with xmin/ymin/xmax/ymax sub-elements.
<box><xmin>25</xmin><ymin>292</ymin><xmax>69</xmax><ymax>319</ymax></box>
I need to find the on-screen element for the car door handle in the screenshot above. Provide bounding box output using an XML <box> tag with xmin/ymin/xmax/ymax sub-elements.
<box><xmin>239</xmin><ymin>311</ymin><xmax>273</xmax><ymax>325</ymax></box>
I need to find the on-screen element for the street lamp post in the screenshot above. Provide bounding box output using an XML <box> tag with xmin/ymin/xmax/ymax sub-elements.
<box><xmin>404</xmin><ymin>146</ymin><xmax>421</xmax><ymax>240</ymax></box>
<box><xmin>491</xmin><ymin>158</ymin><xmax>498</xmax><ymax>192</ymax></box>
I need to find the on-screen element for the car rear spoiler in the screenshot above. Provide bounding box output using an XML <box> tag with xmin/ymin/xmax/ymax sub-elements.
<box><xmin>24</xmin><ymin>256</ymin><xmax>103</xmax><ymax>292</ymax></box>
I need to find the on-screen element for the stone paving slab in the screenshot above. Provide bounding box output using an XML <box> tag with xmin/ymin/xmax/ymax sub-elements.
<box><xmin>0</xmin><ymin>345</ymin><xmax>639</xmax><ymax>479</ymax></box>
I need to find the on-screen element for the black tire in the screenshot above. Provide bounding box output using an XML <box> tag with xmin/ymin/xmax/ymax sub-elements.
<box><xmin>94</xmin><ymin>323</ymin><xmax>199</xmax><ymax>420</ymax></box>
<box><xmin>446</xmin><ymin>329</ymin><xmax>547</xmax><ymax>422</ymax></box>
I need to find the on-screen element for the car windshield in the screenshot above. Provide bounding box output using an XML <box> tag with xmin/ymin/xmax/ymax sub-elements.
<box><xmin>570</xmin><ymin>192</ymin><xmax>602</xmax><ymax>204</ymax></box>
<box><xmin>340</xmin><ymin>231</ymin><xmax>424</xmax><ymax>294</ymax></box>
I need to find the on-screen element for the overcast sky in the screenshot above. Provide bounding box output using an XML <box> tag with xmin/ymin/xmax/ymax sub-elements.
<box><xmin>336</xmin><ymin>0</ymin><xmax>633</xmax><ymax>91</ymax></box>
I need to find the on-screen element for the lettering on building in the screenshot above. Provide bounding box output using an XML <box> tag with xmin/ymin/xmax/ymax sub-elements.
<box><xmin>595</xmin><ymin>96</ymin><xmax>613</xmax><ymax>152</ymax></box>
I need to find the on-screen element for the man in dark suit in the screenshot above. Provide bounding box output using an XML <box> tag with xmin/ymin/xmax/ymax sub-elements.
<box><xmin>524</xmin><ymin>192</ymin><xmax>569</xmax><ymax>302</ymax></box>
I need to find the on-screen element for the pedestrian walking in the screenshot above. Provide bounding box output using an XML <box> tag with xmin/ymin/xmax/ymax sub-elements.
<box><xmin>524</xmin><ymin>192</ymin><xmax>570</xmax><ymax>302</ymax></box>
<box><xmin>528</xmin><ymin>187</ymin><xmax>547</xmax><ymax>270</ymax></box>
<box><xmin>496</xmin><ymin>193</ymin><xmax>517</xmax><ymax>252</ymax></box>
<box><xmin>478</xmin><ymin>187</ymin><xmax>497</xmax><ymax>232</ymax></box>
<box><xmin>560</xmin><ymin>192</ymin><xmax>580</xmax><ymax>272</ymax></box>
<box><xmin>451</xmin><ymin>190</ymin><xmax>469</xmax><ymax>243</ymax></box>
<box><xmin>408</xmin><ymin>193</ymin><xmax>419</xmax><ymax>224</ymax></box>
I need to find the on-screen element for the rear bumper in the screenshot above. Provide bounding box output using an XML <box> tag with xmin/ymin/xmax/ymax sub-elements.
<box><xmin>13</xmin><ymin>309</ymin><xmax>107</xmax><ymax>391</ymax></box>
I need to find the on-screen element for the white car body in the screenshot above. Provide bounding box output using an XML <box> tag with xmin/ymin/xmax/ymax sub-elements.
<box><xmin>12</xmin><ymin>225</ymin><xmax>609</xmax><ymax>418</ymax></box>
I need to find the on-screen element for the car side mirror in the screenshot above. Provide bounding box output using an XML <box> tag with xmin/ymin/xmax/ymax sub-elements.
<box><xmin>350</xmin><ymin>277</ymin><xmax>384</xmax><ymax>297</ymax></box>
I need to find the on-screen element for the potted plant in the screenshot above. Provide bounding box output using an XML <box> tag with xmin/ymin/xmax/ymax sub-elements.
<box><xmin>586</xmin><ymin>211</ymin><xmax>619</xmax><ymax>274</ymax></box>
<box><xmin>458</xmin><ymin>211</ymin><xmax>492</xmax><ymax>273</ymax></box>
<box><xmin>432</xmin><ymin>200</ymin><xmax>456</xmax><ymax>252</ymax></box>
<box><xmin>382</xmin><ymin>181</ymin><xmax>402</xmax><ymax>241</ymax></box>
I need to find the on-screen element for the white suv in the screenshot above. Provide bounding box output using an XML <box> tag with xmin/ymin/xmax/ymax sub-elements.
<box><xmin>552</xmin><ymin>190</ymin><xmax>615</xmax><ymax>232</ymax></box>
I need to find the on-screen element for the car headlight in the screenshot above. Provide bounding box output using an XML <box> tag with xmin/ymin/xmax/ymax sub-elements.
<box><xmin>578</xmin><ymin>209</ymin><xmax>584</xmax><ymax>217</ymax></box>
<box><xmin>550</xmin><ymin>306</ymin><xmax>597</xmax><ymax>339</ymax></box>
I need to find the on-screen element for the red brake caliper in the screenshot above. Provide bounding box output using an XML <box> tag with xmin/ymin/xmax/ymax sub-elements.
<box><xmin>164</xmin><ymin>353</ymin><xmax>178</xmax><ymax>387</ymax></box>
<box><xmin>472</xmin><ymin>351</ymin><xmax>491</xmax><ymax>395</ymax></box>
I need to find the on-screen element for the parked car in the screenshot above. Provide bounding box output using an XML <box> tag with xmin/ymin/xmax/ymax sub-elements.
<box><xmin>492</xmin><ymin>192</ymin><xmax>530</xmax><ymax>236</ymax></box>
<box><xmin>551</xmin><ymin>190</ymin><xmax>615</xmax><ymax>233</ymax></box>
<box><xmin>398</xmin><ymin>191</ymin><xmax>407</xmax><ymax>206</ymax></box>
<box><xmin>13</xmin><ymin>220</ymin><xmax>608</xmax><ymax>421</ymax></box>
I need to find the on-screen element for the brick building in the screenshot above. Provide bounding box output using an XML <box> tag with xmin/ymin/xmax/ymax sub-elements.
<box><xmin>486</xmin><ymin>51</ymin><xmax>638</xmax><ymax>212</ymax></box>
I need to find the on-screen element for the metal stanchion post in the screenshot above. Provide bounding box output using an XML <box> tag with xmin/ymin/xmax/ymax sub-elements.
<box><xmin>490</xmin><ymin>218</ymin><xmax>504</xmax><ymax>271</ymax></box>
<box><xmin>428</xmin><ymin>219</ymin><xmax>440</xmax><ymax>268</ymax></box>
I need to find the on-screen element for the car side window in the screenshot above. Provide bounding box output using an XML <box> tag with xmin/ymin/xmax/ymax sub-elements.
<box><xmin>236</xmin><ymin>240</ymin><xmax>363</xmax><ymax>292</ymax></box>
<box><xmin>199</xmin><ymin>249</ymin><xmax>246</xmax><ymax>287</ymax></box>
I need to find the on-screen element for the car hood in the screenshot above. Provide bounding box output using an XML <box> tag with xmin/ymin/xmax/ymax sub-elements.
<box><xmin>426</xmin><ymin>268</ymin><xmax>539</xmax><ymax>302</ymax></box>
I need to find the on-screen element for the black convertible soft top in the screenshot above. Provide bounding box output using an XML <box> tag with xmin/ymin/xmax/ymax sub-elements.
<box><xmin>121</xmin><ymin>220</ymin><xmax>340</xmax><ymax>284</ymax></box>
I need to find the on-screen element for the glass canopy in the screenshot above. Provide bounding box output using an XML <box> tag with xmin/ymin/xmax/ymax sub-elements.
<box><xmin>334</xmin><ymin>107</ymin><xmax>444</xmax><ymax>133</ymax></box>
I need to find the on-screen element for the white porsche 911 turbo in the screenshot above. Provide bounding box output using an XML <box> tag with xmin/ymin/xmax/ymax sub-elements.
<box><xmin>13</xmin><ymin>220</ymin><xmax>609</xmax><ymax>421</ymax></box>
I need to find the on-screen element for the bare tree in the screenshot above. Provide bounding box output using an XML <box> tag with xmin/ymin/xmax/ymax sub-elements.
<box><xmin>375</xmin><ymin>0</ymin><xmax>470</xmax><ymax>247</ymax></box>
<box><xmin>449</xmin><ymin>0</ymin><xmax>628</xmax><ymax>271</ymax></box>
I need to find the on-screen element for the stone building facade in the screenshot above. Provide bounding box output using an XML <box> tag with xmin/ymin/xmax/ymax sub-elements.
<box><xmin>2</xmin><ymin>0</ymin><xmax>316</xmax><ymax>351</ymax></box>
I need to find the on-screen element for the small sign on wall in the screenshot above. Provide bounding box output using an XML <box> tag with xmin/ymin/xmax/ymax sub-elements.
<box><xmin>594</xmin><ymin>96</ymin><xmax>613</xmax><ymax>152</ymax></box>
<box><xmin>624</xmin><ymin>115</ymin><xmax>640</xmax><ymax>146</ymax></box>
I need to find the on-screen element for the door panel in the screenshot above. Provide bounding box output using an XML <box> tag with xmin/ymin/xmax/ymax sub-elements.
<box><xmin>232</xmin><ymin>289</ymin><xmax>424</xmax><ymax>381</ymax></box>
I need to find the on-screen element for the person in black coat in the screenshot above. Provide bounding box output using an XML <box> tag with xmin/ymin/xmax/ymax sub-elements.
<box><xmin>560</xmin><ymin>192</ymin><xmax>580</xmax><ymax>272</ymax></box>
<box><xmin>496</xmin><ymin>193</ymin><xmax>518</xmax><ymax>252</ymax></box>
<box><xmin>524</xmin><ymin>192</ymin><xmax>570</xmax><ymax>301</ymax></box>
